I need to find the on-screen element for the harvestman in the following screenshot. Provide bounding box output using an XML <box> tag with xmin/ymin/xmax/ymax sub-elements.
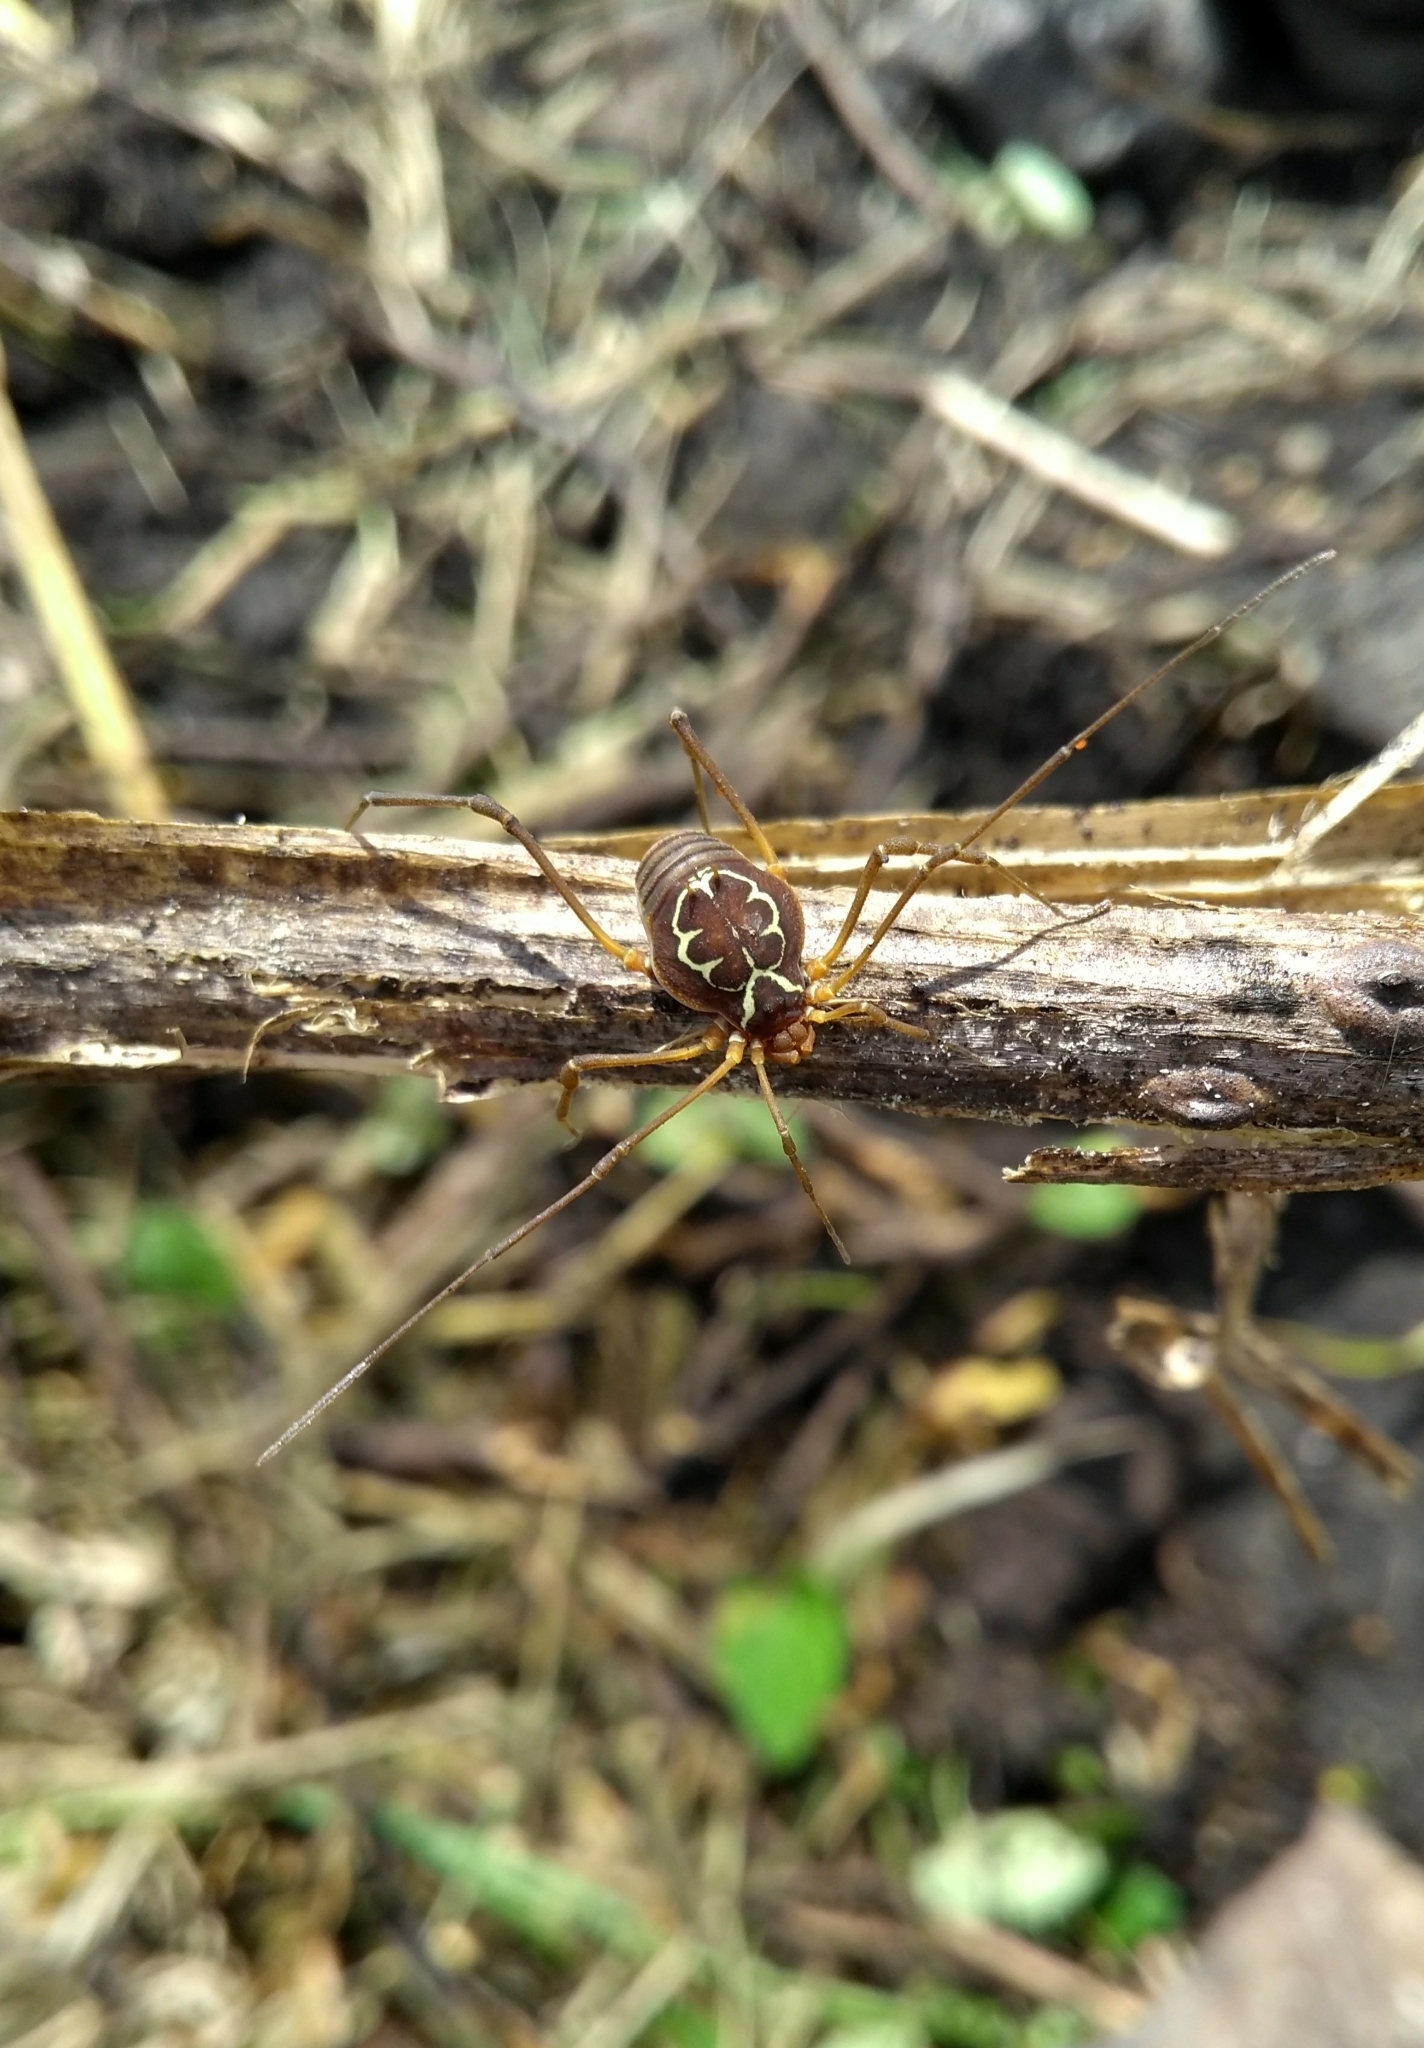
<box><xmin>258</xmin><ymin>553</ymin><xmax>1330</xmax><ymax>1462</ymax></box>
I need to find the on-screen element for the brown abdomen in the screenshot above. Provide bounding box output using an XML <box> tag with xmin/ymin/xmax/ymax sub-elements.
<box><xmin>636</xmin><ymin>831</ymin><xmax>807</xmax><ymax>1037</ymax></box>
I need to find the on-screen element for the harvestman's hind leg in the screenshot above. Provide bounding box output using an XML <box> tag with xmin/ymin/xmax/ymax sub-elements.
<box><xmin>558</xmin><ymin>1016</ymin><xmax>855</xmax><ymax>1265</ymax></box>
<box><xmin>667</xmin><ymin>710</ymin><xmax>787</xmax><ymax>877</ymax></box>
<box><xmin>346</xmin><ymin>791</ymin><xmax>650</xmax><ymax>977</ymax></box>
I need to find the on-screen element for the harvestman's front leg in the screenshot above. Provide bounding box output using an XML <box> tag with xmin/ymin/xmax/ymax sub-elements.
<box><xmin>346</xmin><ymin>791</ymin><xmax>651</xmax><ymax>977</ymax></box>
<box><xmin>808</xmin><ymin>836</ymin><xmax>1066</xmax><ymax>999</ymax></box>
<box><xmin>799</xmin><ymin>558</ymin><xmax>1339</xmax><ymax>1004</ymax></box>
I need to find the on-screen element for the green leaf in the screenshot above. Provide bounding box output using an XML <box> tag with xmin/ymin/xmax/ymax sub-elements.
<box><xmin>1053</xmin><ymin>1746</ymin><xmax>1108</xmax><ymax>1798</ymax></box>
<box><xmin>637</xmin><ymin>1089</ymin><xmax>810</xmax><ymax>1173</ymax></box>
<box><xmin>827</xmin><ymin>1981</ymin><xmax>1016</xmax><ymax>2048</ymax></box>
<box><xmin>750</xmin><ymin>1269</ymin><xmax>878</xmax><ymax>1318</ymax></box>
<box><xmin>1021</xmin><ymin>2013</ymin><xmax>1094</xmax><ymax>2047</ymax></box>
<box><xmin>271</xmin><ymin>1783</ymin><xmax>346</xmax><ymax>1832</ymax></box>
<box><xmin>646</xmin><ymin>2005</ymin><xmax>719</xmax><ymax>2048</ymax></box>
<box><xmin>357</xmin><ymin>1074</ymin><xmax>449</xmax><ymax>1176</ymax></box>
<box><xmin>819</xmin><ymin>2021</ymin><xmax>928</xmax><ymax>2048</ymax></box>
<box><xmin>936</xmin><ymin>149</ymin><xmax>1024</xmax><ymax>247</ymax></box>
<box><xmin>911</xmin><ymin>1810</ymin><xmax>1110</xmax><ymax>1936</ymax></box>
<box><xmin>123</xmin><ymin>1202</ymin><xmax>239</xmax><ymax>1311</ymax></box>
<box><xmin>1033</xmin><ymin>362</ymin><xmax>1120</xmax><ymax>428</ymax></box>
<box><xmin>992</xmin><ymin>143</ymin><xmax>1094</xmax><ymax>242</ymax></box>
<box><xmin>1248</xmin><ymin>1316</ymin><xmax>1424</xmax><ymax>1380</ymax></box>
<box><xmin>1056</xmin><ymin>1798</ymin><xmax>1140</xmax><ymax>1852</ymax></box>
<box><xmin>710</xmin><ymin>1576</ymin><xmax>848</xmax><ymax>1773</ymax></box>
<box><xmin>377</xmin><ymin>1804</ymin><xmax>1021</xmax><ymax>2048</ymax></box>
<box><xmin>1026</xmin><ymin>1181</ymin><xmax>1143</xmax><ymax>1242</ymax></box>
<box><xmin>1092</xmin><ymin>1862</ymin><xmax>1185</xmax><ymax>1949</ymax></box>
<box><xmin>928</xmin><ymin>1753</ymin><xmax>973</xmax><ymax>1833</ymax></box>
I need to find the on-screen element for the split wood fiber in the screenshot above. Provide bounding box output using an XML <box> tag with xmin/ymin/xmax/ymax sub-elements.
<box><xmin>5</xmin><ymin>785</ymin><xmax>1424</xmax><ymax>1183</ymax></box>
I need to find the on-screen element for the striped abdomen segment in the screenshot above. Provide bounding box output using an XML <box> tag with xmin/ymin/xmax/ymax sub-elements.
<box><xmin>636</xmin><ymin>831</ymin><xmax>808</xmax><ymax>1037</ymax></box>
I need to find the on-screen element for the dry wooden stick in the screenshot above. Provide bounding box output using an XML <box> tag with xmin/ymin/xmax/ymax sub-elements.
<box><xmin>1107</xmin><ymin>1192</ymin><xmax>1417</xmax><ymax>1559</ymax></box>
<box><xmin>3</xmin><ymin>799</ymin><xmax>1424</xmax><ymax>1185</ymax></box>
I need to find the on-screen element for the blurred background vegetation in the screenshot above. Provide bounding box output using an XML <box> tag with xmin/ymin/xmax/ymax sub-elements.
<box><xmin>6</xmin><ymin>2</ymin><xmax>1424</xmax><ymax>2043</ymax></box>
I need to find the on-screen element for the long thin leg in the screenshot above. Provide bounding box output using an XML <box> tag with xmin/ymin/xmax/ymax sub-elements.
<box><xmin>555</xmin><ymin>1024</ymin><xmax>727</xmax><ymax>1127</ymax></box>
<box><xmin>257</xmin><ymin>1038</ymin><xmax>748</xmax><ymax>1464</ymax></box>
<box><xmin>667</xmin><ymin>709</ymin><xmax>786</xmax><ymax>877</ymax></box>
<box><xmin>346</xmin><ymin>791</ymin><xmax>649</xmax><ymax>975</ymax></box>
<box><xmin>810</xmin><ymin>839</ymin><xmax>921</xmax><ymax>974</ymax></box>
<box><xmin>748</xmin><ymin>1041</ymin><xmax>851</xmax><ymax>1264</ymax></box>
<box><xmin>811</xmin><ymin>838</ymin><xmax>1063</xmax><ymax>981</ymax></box>
<box><xmin>946</xmin><ymin>552</ymin><xmax>1334</xmax><ymax>862</ymax></box>
<box><xmin>810</xmin><ymin>840</ymin><xmax>1064</xmax><ymax>1001</ymax></box>
<box><xmin>241</xmin><ymin>999</ymin><xmax>335</xmax><ymax>1082</ymax></box>
<box><xmin>807</xmin><ymin>554</ymin><xmax>1336</xmax><ymax>997</ymax></box>
<box><xmin>687</xmin><ymin>749</ymin><xmax>713</xmax><ymax>833</ymax></box>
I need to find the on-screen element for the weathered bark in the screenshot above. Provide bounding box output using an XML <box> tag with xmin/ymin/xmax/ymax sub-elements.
<box><xmin>1011</xmin><ymin>1137</ymin><xmax>1424</xmax><ymax>1190</ymax></box>
<box><xmin>3</xmin><ymin>794</ymin><xmax>1424</xmax><ymax>1183</ymax></box>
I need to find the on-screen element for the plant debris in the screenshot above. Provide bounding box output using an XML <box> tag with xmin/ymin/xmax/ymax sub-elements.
<box><xmin>5</xmin><ymin>3</ymin><xmax>1424</xmax><ymax>2043</ymax></box>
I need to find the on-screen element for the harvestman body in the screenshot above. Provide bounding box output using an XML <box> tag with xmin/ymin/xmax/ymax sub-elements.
<box><xmin>258</xmin><ymin>554</ymin><xmax>1330</xmax><ymax>1462</ymax></box>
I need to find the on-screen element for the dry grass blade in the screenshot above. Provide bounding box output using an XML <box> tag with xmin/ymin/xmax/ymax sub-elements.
<box><xmin>808</xmin><ymin>1418</ymin><xmax>1142</xmax><ymax>1578</ymax></box>
<box><xmin>925</xmin><ymin>368</ymin><xmax>1240</xmax><ymax>558</ymax></box>
<box><xmin>1011</xmin><ymin>1135</ymin><xmax>1424</xmax><ymax>1191</ymax></box>
<box><xmin>0</xmin><ymin>1684</ymin><xmax>507</xmax><ymax>1824</ymax></box>
<box><xmin>0</xmin><ymin>343</ymin><xmax>166</xmax><ymax>819</ymax></box>
<box><xmin>1273</xmin><ymin>705</ymin><xmax>1424</xmax><ymax>877</ymax></box>
<box><xmin>0</xmin><ymin>0</ymin><xmax>66</xmax><ymax>58</ymax></box>
<box><xmin>779</xmin><ymin>0</ymin><xmax>969</xmax><ymax>231</ymax></box>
